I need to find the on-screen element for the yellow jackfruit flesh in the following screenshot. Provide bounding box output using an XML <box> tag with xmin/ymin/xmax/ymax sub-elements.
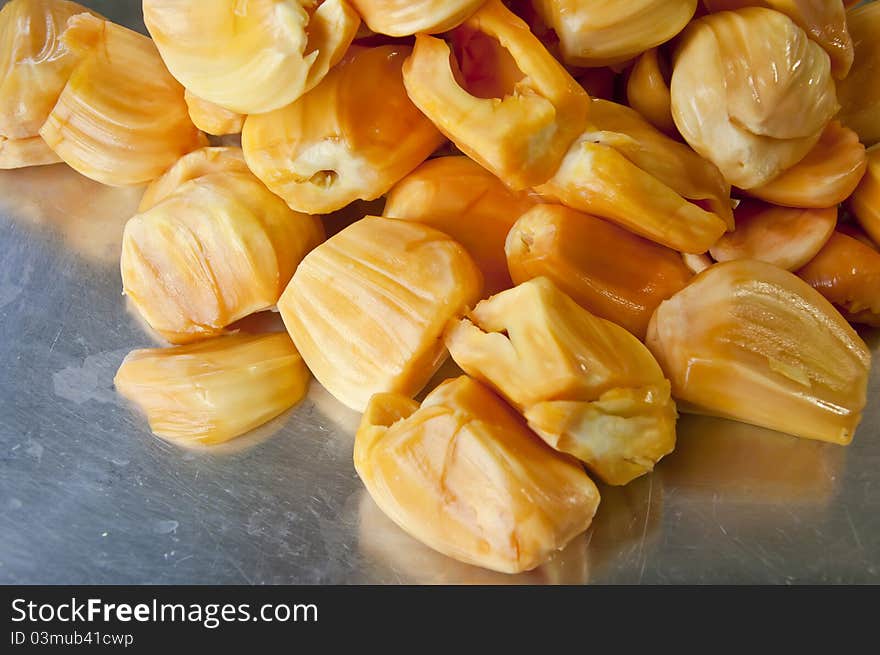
<box><xmin>184</xmin><ymin>90</ymin><xmax>244</xmax><ymax>137</ymax></box>
<box><xmin>702</xmin><ymin>0</ymin><xmax>853</xmax><ymax>79</ymax></box>
<box><xmin>0</xmin><ymin>0</ymin><xmax>94</xmax><ymax>169</ymax></box>
<box><xmin>115</xmin><ymin>333</ymin><xmax>310</xmax><ymax>446</ymax></box>
<box><xmin>671</xmin><ymin>8</ymin><xmax>838</xmax><ymax>189</ymax></box>
<box><xmin>384</xmin><ymin>156</ymin><xmax>536</xmax><ymax>296</ymax></box>
<box><xmin>837</xmin><ymin>2</ymin><xmax>880</xmax><ymax>146</ymax></box>
<box><xmin>349</xmin><ymin>0</ymin><xmax>483</xmax><ymax>36</ymax></box>
<box><xmin>121</xmin><ymin>154</ymin><xmax>324</xmax><ymax>344</ymax></box>
<box><xmin>278</xmin><ymin>216</ymin><xmax>483</xmax><ymax>412</ymax></box>
<box><xmin>851</xmin><ymin>145</ymin><xmax>880</xmax><ymax>243</ymax></box>
<box><xmin>647</xmin><ymin>260</ymin><xmax>870</xmax><ymax>445</ymax></box>
<box><xmin>533</xmin><ymin>0</ymin><xmax>697</xmax><ymax>67</ymax></box>
<box><xmin>798</xmin><ymin>231</ymin><xmax>880</xmax><ymax>328</ymax></box>
<box><xmin>354</xmin><ymin>376</ymin><xmax>601</xmax><ymax>573</ymax></box>
<box><xmin>401</xmin><ymin>0</ymin><xmax>590</xmax><ymax>189</ymax></box>
<box><xmin>243</xmin><ymin>45</ymin><xmax>444</xmax><ymax>215</ymax></box>
<box><xmin>446</xmin><ymin>277</ymin><xmax>678</xmax><ymax>485</ymax></box>
<box><xmin>535</xmin><ymin>98</ymin><xmax>732</xmax><ymax>253</ymax></box>
<box><xmin>39</xmin><ymin>13</ymin><xmax>206</xmax><ymax>186</ymax></box>
<box><xmin>143</xmin><ymin>0</ymin><xmax>360</xmax><ymax>115</ymax></box>
<box><xmin>710</xmin><ymin>201</ymin><xmax>837</xmax><ymax>271</ymax></box>
<box><xmin>626</xmin><ymin>48</ymin><xmax>676</xmax><ymax>137</ymax></box>
<box><xmin>505</xmin><ymin>204</ymin><xmax>692</xmax><ymax>339</ymax></box>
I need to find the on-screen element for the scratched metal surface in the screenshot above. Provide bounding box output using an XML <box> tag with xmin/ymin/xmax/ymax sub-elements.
<box><xmin>1</xmin><ymin>0</ymin><xmax>879</xmax><ymax>585</ymax></box>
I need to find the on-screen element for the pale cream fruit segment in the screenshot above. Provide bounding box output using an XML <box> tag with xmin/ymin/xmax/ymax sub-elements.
<box><xmin>384</xmin><ymin>156</ymin><xmax>536</xmax><ymax>296</ymax></box>
<box><xmin>798</xmin><ymin>231</ymin><xmax>880</xmax><ymax>328</ymax></box>
<box><xmin>749</xmin><ymin>122</ymin><xmax>867</xmax><ymax>209</ymax></box>
<box><xmin>184</xmin><ymin>90</ymin><xmax>244</xmax><ymax>137</ymax></box>
<box><xmin>837</xmin><ymin>2</ymin><xmax>880</xmax><ymax>146</ymax></box>
<box><xmin>401</xmin><ymin>0</ymin><xmax>590</xmax><ymax>189</ymax></box>
<box><xmin>505</xmin><ymin>204</ymin><xmax>692</xmax><ymax>339</ymax></box>
<box><xmin>702</xmin><ymin>0</ymin><xmax>853</xmax><ymax>79</ymax></box>
<box><xmin>39</xmin><ymin>14</ymin><xmax>206</xmax><ymax>186</ymax></box>
<box><xmin>143</xmin><ymin>0</ymin><xmax>360</xmax><ymax>115</ymax></box>
<box><xmin>851</xmin><ymin>145</ymin><xmax>880</xmax><ymax>244</ymax></box>
<box><xmin>121</xmin><ymin>167</ymin><xmax>324</xmax><ymax>345</ymax></box>
<box><xmin>0</xmin><ymin>135</ymin><xmax>61</xmax><ymax>169</ymax></box>
<box><xmin>671</xmin><ymin>8</ymin><xmax>838</xmax><ymax>189</ymax></box>
<box><xmin>115</xmin><ymin>333</ymin><xmax>309</xmax><ymax>446</ymax></box>
<box><xmin>646</xmin><ymin>260</ymin><xmax>870</xmax><ymax>445</ymax></box>
<box><xmin>354</xmin><ymin>376</ymin><xmax>600</xmax><ymax>573</ymax></box>
<box><xmin>535</xmin><ymin>98</ymin><xmax>732</xmax><ymax>253</ymax></box>
<box><xmin>278</xmin><ymin>216</ymin><xmax>482</xmax><ymax>412</ymax></box>
<box><xmin>0</xmin><ymin>0</ymin><xmax>94</xmax><ymax>168</ymax></box>
<box><xmin>626</xmin><ymin>48</ymin><xmax>676</xmax><ymax>137</ymax></box>
<box><xmin>138</xmin><ymin>147</ymin><xmax>251</xmax><ymax>213</ymax></box>
<box><xmin>533</xmin><ymin>0</ymin><xmax>697</xmax><ymax>67</ymax></box>
<box><xmin>243</xmin><ymin>45</ymin><xmax>443</xmax><ymax>215</ymax></box>
<box><xmin>349</xmin><ymin>0</ymin><xmax>483</xmax><ymax>36</ymax></box>
<box><xmin>446</xmin><ymin>278</ymin><xmax>678</xmax><ymax>485</ymax></box>
<box><xmin>710</xmin><ymin>201</ymin><xmax>837</xmax><ymax>271</ymax></box>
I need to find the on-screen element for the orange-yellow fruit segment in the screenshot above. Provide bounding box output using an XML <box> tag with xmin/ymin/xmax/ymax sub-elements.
<box><xmin>749</xmin><ymin>122</ymin><xmax>867</xmax><ymax>209</ymax></box>
<box><xmin>401</xmin><ymin>0</ymin><xmax>590</xmax><ymax>189</ymax></box>
<box><xmin>184</xmin><ymin>90</ymin><xmax>244</xmax><ymax>137</ymax></box>
<box><xmin>354</xmin><ymin>376</ymin><xmax>600</xmax><ymax>573</ymax></box>
<box><xmin>115</xmin><ymin>333</ymin><xmax>309</xmax><ymax>446</ymax></box>
<box><xmin>121</xmin><ymin>165</ymin><xmax>324</xmax><ymax>345</ymax></box>
<box><xmin>138</xmin><ymin>147</ymin><xmax>251</xmax><ymax>213</ymax></box>
<box><xmin>702</xmin><ymin>0</ymin><xmax>853</xmax><ymax>79</ymax></box>
<box><xmin>671</xmin><ymin>8</ymin><xmax>838</xmax><ymax>189</ymax></box>
<box><xmin>278</xmin><ymin>216</ymin><xmax>483</xmax><ymax>412</ymax></box>
<box><xmin>0</xmin><ymin>0</ymin><xmax>95</xmax><ymax>168</ymax></box>
<box><xmin>349</xmin><ymin>0</ymin><xmax>483</xmax><ymax>36</ymax></box>
<box><xmin>709</xmin><ymin>201</ymin><xmax>837</xmax><ymax>271</ymax></box>
<box><xmin>0</xmin><ymin>135</ymin><xmax>61</xmax><ymax>169</ymax></box>
<box><xmin>833</xmin><ymin>2</ymin><xmax>880</xmax><ymax>146</ymax></box>
<box><xmin>446</xmin><ymin>277</ymin><xmax>678</xmax><ymax>485</ymax></box>
<box><xmin>535</xmin><ymin>99</ymin><xmax>732</xmax><ymax>253</ymax></box>
<box><xmin>798</xmin><ymin>231</ymin><xmax>880</xmax><ymax>328</ymax></box>
<box><xmin>39</xmin><ymin>13</ymin><xmax>206</xmax><ymax>186</ymax></box>
<box><xmin>505</xmin><ymin>204</ymin><xmax>692</xmax><ymax>339</ymax></box>
<box><xmin>626</xmin><ymin>48</ymin><xmax>676</xmax><ymax>136</ymax></box>
<box><xmin>850</xmin><ymin>145</ymin><xmax>880</xmax><ymax>244</ymax></box>
<box><xmin>533</xmin><ymin>0</ymin><xmax>697</xmax><ymax>67</ymax></box>
<box><xmin>646</xmin><ymin>260</ymin><xmax>870</xmax><ymax>445</ymax></box>
<box><xmin>243</xmin><ymin>45</ymin><xmax>443</xmax><ymax>215</ymax></box>
<box><xmin>143</xmin><ymin>0</ymin><xmax>360</xmax><ymax>115</ymax></box>
<box><xmin>384</xmin><ymin>156</ymin><xmax>536</xmax><ymax>296</ymax></box>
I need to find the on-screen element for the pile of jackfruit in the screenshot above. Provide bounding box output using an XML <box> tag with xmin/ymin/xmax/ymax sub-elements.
<box><xmin>2</xmin><ymin>0</ymin><xmax>879</xmax><ymax>574</ymax></box>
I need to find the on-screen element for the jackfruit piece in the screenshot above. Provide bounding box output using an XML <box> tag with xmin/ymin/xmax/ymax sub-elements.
<box><xmin>446</xmin><ymin>277</ymin><xmax>678</xmax><ymax>485</ymax></box>
<box><xmin>798</xmin><ymin>231</ymin><xmax>880</xmax><ymax>328</ymax></box>
<box><xmin>646</xmin><ymin>259</ymin><xmax>870</xmax><ymax>445</ymax></box>
<box><xmin>401</xmin><ymin>0</ymin><xmax>590</xmax><ymax>189</ymax></box>
<box><xmin>143</xmin><ymin>0</ymin><xmax>360</xmax><ymax>114</ymax></box>
<box><xmin>505</xmin><ymin>204</ymin><xmax>692</xmax><ymax>339</ymax></box>
<box><xmin>39</xmin><ymin>13</ymin><xmax>206</xmax><ymax>186</ymax></box>
<box><xmin>115</xmin><ymin>333</ymin><xmax>309</xmax><ymax>445</ymax></box>
<box><xmin>243</xmin><ymin>45</ymin><xmax>444</xmax><ymax>215</ymax></box>
<box><xmin>710</xmin><ymin>201</ymin><xmax>837</xmax><ymax>271</ymax></box>
<box><xmin>354</xmin><ymin>376</ymin><xmax>600</xmax><ymax>573</ymax></box>
<box><xmin>278</xmin><ymin>216</ymin><xmax>482</xmax><ymax>412</ymax></box>
<box><xmin>533</xmin><ymin>0</ymin><xmax>697</xmax><ymax>67</ymax></box>
<box><xmin>535</xmin><ymin>98</ymin><xmax>732</xmax><ymax>253</ymax></box>
<box><xmin>670</xmin><ymin>8</ymin><xmax>838</xmax><ymax>189</ymax></box>
<box><xmin>384</xmin><ymin>156</ymin><xmax>536</xmax><ymax>296</ymax></box>
<box><xmin>349</xmin><ymin>0</ymin><xmax>483</xmax><ymax>36</ymax></box>
<box><xmin>121</xmin><ymin>164</ymin><xmax>324</xmax><ymax>344</ymax></box>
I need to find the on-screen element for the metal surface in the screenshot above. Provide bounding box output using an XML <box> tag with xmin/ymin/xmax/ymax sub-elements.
<box><xmin>1</xmin><ymin>0</ymin><xmax>879</xmax><ymax>585</ymax></box>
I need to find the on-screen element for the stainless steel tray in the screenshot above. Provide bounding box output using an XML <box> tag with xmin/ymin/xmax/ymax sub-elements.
<box><xmin>1</xmin><ymin>0</ymin><xmax>878</xmax><ymax>584</ymax></box>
